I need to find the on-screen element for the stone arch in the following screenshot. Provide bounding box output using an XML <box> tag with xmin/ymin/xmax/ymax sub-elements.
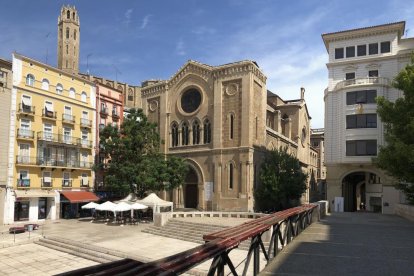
<box><xmin>183</xmin><ymin>159</ymin><xmax>205</xmax><ymax>209</ymax></box>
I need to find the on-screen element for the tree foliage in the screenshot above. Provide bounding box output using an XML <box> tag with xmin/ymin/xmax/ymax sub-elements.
<box><xmin>375</xmin><ymin>56</ymin><xmax>414</xmax><ymax>204</ymax></box>
<box><xmin>97</xmin><ymin>108</ymin><xmax>188</xmax><ymax>197</ymax></box>
<box><xmin>254</xmin><ymin>147</ymin><xmax>307</xmax><ymax>212</ymax></box>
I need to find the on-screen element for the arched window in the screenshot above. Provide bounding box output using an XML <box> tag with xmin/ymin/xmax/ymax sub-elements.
<box><xmin>41</xmin><ymin>79</ymin><xmax>49</xmax><ymax>90</ymax></box>
<box><xmin>67</xmin><ymin>10</ymin><xmax>70</xmax><ymax>19</ymax></box>
<box><xmin>192</xmin><ymin>120</ymin><xmax>200</xmax><ymax>145</ymax></box>
<box><xmin>203</xmin><ymin>119</ymin><xmax>211</xmax><ymax>144</ymax></box>
<box><xmin>230</xmin><ymin>114</ymin><xmax>234</xmax><ymax>139</ymax></box>
<box><xmin>66</xmin><ymin>27</ymin><xmax>69</xmax><ymax>39</ymax></box>
<box><xmin>128</xmin><ymin>89</ymin><xmax>134</xmax><ymax>101</ymax></box>
<box><xmin>281</xmin><ymin>114</ymin><xmax>289</xmax><ymax>136</ymax></box>
<box><xmin>171</xmin><ymin>123</ymin><xmax>179</xmax><ymax>147</ymax></box>
<box><xmin>66</xmin><ymin>45</ymin><xmax>68</xmax><ymax>54</ymax></box>
<box><xmin>72</xmin><ymin>12</ymin><xmax>76</xmax><ymax>20</ymax></box>
<box><xmin>56</xmin><ymin>83</ymin><xmax>63</xmax><ymax>94</ymax></box>
<box><xmin>229</xmin><ymin>163</ymin><xmax>234</xmax><ymax>189</ymax></box>
<box><xmin>26</xmin><ymin>74</ymin><xmax>35</xmax><ymax>86</ymax></box>
<box><xmin>182</xmin><ymin>122</ymin><xmax>189</xmax><ymax>146</ymax></box>
<box><xmin>69</xmin><ymin>88</ymin><xmax>75</xmax><ymax>98</ymax></box>
<box><xmin>74</xmin><ymin>30</ymin><xmax>77</xmax><ymax>40</ymax></box>
<box><xmin>81</xmin><ymin>92</ymin><xmax>87</xmax><ymax>102</ymax></box>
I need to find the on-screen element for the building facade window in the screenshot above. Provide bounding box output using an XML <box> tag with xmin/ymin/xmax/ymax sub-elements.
<box><xmin>26</xmin><ymin>74</ymin><xmax>35</xmax><ymax>86</ymax></box>
<box><xmin>369</xmin><ymin>43</ymin><xmax>378</xmax><ymax>55</ymax></box>
<box><xmin>357</xmin><ymin>45</ymin><xmax>366</xmax><ymax>56</ymax></box>
<box><xmin>66</xmin><ymin>10</ymin><xmax>70</xmax><ymax>19</ymax></box>
<box><xmin>171</xmin><ymin>123</ymin><xmax>179</xmax><ymax>147</ymax></box>
<box><xmin>74</xmin><ymin>30</ymin><xmax>77</xmax><ymax>40</ymax></box>
<box><xmin>229</xmin><ymin>163</ymin><xmax>234</xmax><ymax>189</ymax></box>
<box><xmin>335</xmin><ymin>48</ymin><xmax>344</xmax><ymax>59</ymax></box>
<box><xmin>230</xmin><ymin>114</ymin><xmax>234</xmax><ymax>140</ymax></box>
<box><xmin>380</xmin><ymin>41</ymin><xmax>391</xmax><ymax>53</ymax></box>
<box><xmin>346</xmin><ymin>46</ymin><xmax>355</xmax><ymax>58</ymax></box>
<box><xmin>128</xmin><ymin>90</ymin><xmax>134</xmax><ymax>101</ymax></box>
<box><xmin>346</xmin><ymin>90</ymin><xmax>377</xmax><ymax>105</ymax></box>
<box><xmin>66</xmin><ymin>27</ymin><xmax>69</xmax><ymax>39</ymax></box>
<box><xmin>368</xmin><ymin>70</ymin><xmax>379</xmax><ymax>77</ymax></box>
<box><xmin>345</xmin><ymin>72</ymin><xmax>355</xmax><ymax>80</ymax></box>
<box><xmin>56</xmin><ymin>83</ymin><xmax>63</xmax><ymax>94</ymax></box>
<box><xmin>346</xmin><ymin>114</ymin><xmax>377</xmax><ymax>129</ymax></box>
<box><xmin>81</xmin><ymin>92</ymin><xmax>87</xmax><ymax>102</ymax></box>
<box><xmin>192</xmin><ymin>120</ymin><xmax>200</xmax><ymax>145</ymax></box>
<box><xmin>41</xmin><ymin>79</ymin><xmax>49</xmax><ymax>90</ymax></box>
<box><xmin>203</xmin><ymin>119</ymin><xmax>211</xmax><ymax>144</ymax></box>
<box><xmin>69</xmin><ymin>88</ymin><xmax>75</xmax><ymax>98</ymax></box>
<box><xmin>346</xmin><ymin>140</ymin><xmax>377</xmax><ymax>156</ymax></box>
<box><xmin>182</xmin><ymin>122</ymin><xmax>189</xmax><ymax>146</ymax></box>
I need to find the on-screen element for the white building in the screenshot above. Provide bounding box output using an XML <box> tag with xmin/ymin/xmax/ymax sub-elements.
<box><xmin>322</xmin><ymin>21</ymin><xmax>414</xmax><ymax>214</ymax></box>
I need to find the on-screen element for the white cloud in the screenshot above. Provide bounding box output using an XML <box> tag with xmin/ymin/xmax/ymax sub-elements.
<box><xmin>140</xmin><ymin>14</ymin><xmax>152</xmax><ymax>29</ymax></box>
<box><xmin>123</xmin><ymin>8</ymin><xmax>133</xmax><ymax>27</ymax></box>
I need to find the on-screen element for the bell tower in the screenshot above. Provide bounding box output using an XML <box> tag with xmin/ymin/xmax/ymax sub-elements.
<box><xmin>57</xmin><ymin>5</ymin><xmax>80</xmax><ymax>74</ymax></box>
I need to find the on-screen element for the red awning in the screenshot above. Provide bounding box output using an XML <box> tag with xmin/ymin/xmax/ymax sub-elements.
<box><xmin>60</xmin><ymin>191</ymin><xmax>99</xmax><ymax>203</ymax></box>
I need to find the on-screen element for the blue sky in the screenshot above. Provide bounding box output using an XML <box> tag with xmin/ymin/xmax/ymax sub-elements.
<box><xmin>1</xmin><ymin>0</ymin><xmax>413</xmax><ymax>128</ymax></box>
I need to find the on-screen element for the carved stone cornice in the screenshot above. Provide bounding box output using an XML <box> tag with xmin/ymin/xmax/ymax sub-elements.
<box><xmin>141</xmin><ymin>82</ymin><xmax>167</xmax><ymax>98</ymax></box>
<box><xmin>168</xmin><ymin>61</ymin><xmax>212</xmax><ymax>88</ymax></box>
<box><xmin>212</xmin><ymin>61</ymin><xmax>267</xmax><ymax>83</ymax></box>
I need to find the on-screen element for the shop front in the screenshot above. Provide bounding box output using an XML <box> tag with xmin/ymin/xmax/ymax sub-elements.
<box><xmin>13</xmin><ymin>190</ymin><xmax>57</xmax><ymax>222</ymax></box>
<box><xmin>60</xmin><ymin>191</ymin><xmax>99</xmax><ymax>219</ymax></box>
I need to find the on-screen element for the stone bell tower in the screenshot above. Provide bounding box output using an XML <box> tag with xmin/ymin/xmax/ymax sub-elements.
<box><xmin>57</xmin><ymin>5</ymin><xmax>80</xmax><ymax>74</ymax></box>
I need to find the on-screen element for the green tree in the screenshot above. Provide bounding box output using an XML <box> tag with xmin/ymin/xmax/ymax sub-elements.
<box><xmin>97</xmin><ymin>108</ymin><xmax>188</xmax><ymax>197</ymax></box>
<box><xmin>254</xmin><ymin>147</ymin><xmax>307</xmax><ymax>211</ymax></box>
<box><xmin>375</xmin><ymin>56</ymin><xmax>414</xmax><ymax>204</ymax></box>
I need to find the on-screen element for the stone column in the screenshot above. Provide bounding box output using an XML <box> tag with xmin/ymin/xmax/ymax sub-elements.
<box><xmin>178</xmin><ymin>129</ymin><xmax>182</xmax><ymax>146</ymax></box>
<box><xmin>286</xmin><ymin>118</ymin><xmax>292</xmax><ymax>140</ymax></box>
<box><xmin>275</xmin><ymin>110</ymin><xmax>281</xmax><ymax>132</ymax></box>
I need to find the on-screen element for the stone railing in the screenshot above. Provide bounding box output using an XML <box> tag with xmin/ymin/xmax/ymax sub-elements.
<box><xmin>334</xmin><ymin>77</ymin><xmax>389</xmax><ymax>90</ymax></box>
<box><xmin>395</xmin><ymin>204</ymin><xmax>414</xmax><ymax>222</ymax></box>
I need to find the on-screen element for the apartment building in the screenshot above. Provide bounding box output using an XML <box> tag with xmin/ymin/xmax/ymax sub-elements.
<box><xmin>0</xmin><ymin>58</ymin><xmax>13</xmax><ymax>224</ymax></box>
<box><xmin>310</xmin><ymin>128</ymin><xmax>326</xmax><ymax>201</ymax></box>
<box><xmin>4</xmin><ymin>53</ymin><xmax>97</xmax><ymax>224</ymax></box>
<box><xmin>95</xmin><ymin>83</ymin><xmax>124</xmax><ymax>190</ymax></box>
<box><xmin>322</xmin><ymin>21</ymin><xmax>413</xmax><ymax>213</ymax></box>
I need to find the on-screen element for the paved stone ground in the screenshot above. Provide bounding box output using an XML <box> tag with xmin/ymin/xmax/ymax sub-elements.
<box><xmin>0</xmin><ymin>217</ymin><xmax>266</xmax><ymax>275</ymax></box>
<box><xmin>260</xmin><ymin>212</ymin><xmax>414</xmax><ymax>276</ymax></box>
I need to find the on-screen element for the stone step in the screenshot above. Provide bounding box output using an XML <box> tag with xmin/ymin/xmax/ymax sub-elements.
<box><xmin>44</xmin><ymin>236</ymin><xmax>128</xmax><ymax>259</ymax></box>
<box><xmin>35</xmin><ymin>239</ymin><xmax>114</xmax><ymax>264</ymax></box>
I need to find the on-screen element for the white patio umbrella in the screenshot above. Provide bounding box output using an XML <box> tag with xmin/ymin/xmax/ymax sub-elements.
<box><xmin>95</xmin><ymin>201</ymin><xmax>117</xmax><ymax>211</ymax></box>
<box><xmin>81</xmin><ymin>202</ymin><xmax>99</xmax><ymax>209</ymax></box>
<box><xmin>114</xmin><ymin>202</ymin><xmax>133</xmax><ymax>212</ymax></box>
<box><xmin>130</xmin><ymin>202</ymin><xmax>148</xmax><ymax>219</ymax></box>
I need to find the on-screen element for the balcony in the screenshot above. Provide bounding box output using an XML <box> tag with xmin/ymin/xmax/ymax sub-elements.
<box><xmin>60</xmin><ymin>135</ymin><xmax>78</xmax><ymax>145</ymax></box>
<box><xmin>78</xmin><ymin>139</ymin><xmax>93</xmax><ymax>149</ymax></box>
<box><xmin>99</xmin><ymin>124</ymin><xmax>105</xmax><ymax>131</ymax></box>
<box><xmin>112</xmin><ymin>110</ymin><xmax>120</xmax><ymax>121</ymax></box>
<box><xmin>37</xmin><ymin>131</ymin><xmax>59</xmax><ymax>143</ymax></box>
<box><xmin>62</xmin><ymin>113</ymin><xmax>76</xmax><ymax>125</ymax></box>
<box><xmin>17</xmin><ymin>129</ymin><xmax>34</xmax><ymax>140</ymax></box>
<box><xmin>18</xmin><ymin>104</ymin><xmax>35</xmax><ymax>116</ymax></box>
<box><xmin>16</xmin><ymin>155</ymin><xmax>37</xmax><ymax>165</ymax></box>
<box><xmin>37</xmin><ymin>158</ymin><xmax>93</xmax><ymax>170</ymax></box>
<box><xmin>41</xmin><ymin>179</ymin><xmax>53</xmax><ymax>189</ymax></box>
<box><xmin>78</xmin><ymin>161</ymin><xmax>93</xmax><ymax>169</ymax></box>
<box><xmin>16</xmin><ymin>179</ymin><xmax>30</xmax><ymax>189</ymax></box>
<box><xmin>334</xmin><ymin>77</ymin><xmax>390</xmax><ymax>90</ymax></box>
<box><xmin>81</xmin><ymin>180</ymin><xmax>90</xmax><ymax>188</ymax></box>
<box><xmin>42</xmin><ymin>108</ymin><xmax>57</xmax><ymax>120</ymax></box>
<box><xmin>62</xmin><ymin>179</ymin><xmax>73</xmax><ymax>188</ymax></box>
<box><xmin>100</xmin><ymin>107</ymin><xmax>108</xmax><ymax>118</ymax></box>
<box><xmin>80</xmin><ymin>118</ymin><xmax>92</xmax><ymax>128</ymax></box>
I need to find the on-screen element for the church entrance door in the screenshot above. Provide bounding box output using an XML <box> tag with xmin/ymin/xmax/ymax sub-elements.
<box><xmin>184</xmin><ymin>167</ymin><xmax>198</xmax><ymax>209</ymax></box>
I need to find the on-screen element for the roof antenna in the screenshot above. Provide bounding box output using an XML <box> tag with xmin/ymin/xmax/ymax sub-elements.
<box><xmin>45</xmin><ymin>32</ymin><xmax>51</xmax><ymax>64</ymax></box>
<box><xmin>405</xmin><ymin>29</ymin><xmax>409</xmax><ymax>37</ymax></box>
<box><xmin>112</xmin><ymin>64</ymin><xmax>122</xmax><ymax>82</ymax></box>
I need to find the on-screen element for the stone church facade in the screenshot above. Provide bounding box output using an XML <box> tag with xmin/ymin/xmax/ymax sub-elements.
<box><xmin>57</xmin><ymin>6</ymin><xmax>317</xmax><ymax>211</ymax></box>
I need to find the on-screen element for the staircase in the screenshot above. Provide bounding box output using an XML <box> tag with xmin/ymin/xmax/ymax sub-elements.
<box><xmin>35</xmin><ymin>236</ymin><xmax>126</xmax><ymax>263</ymax></box>
<box><xmin>142</xmin><ymin>219</ymin><xmax>268</xmax><ymax>251</ymax></box>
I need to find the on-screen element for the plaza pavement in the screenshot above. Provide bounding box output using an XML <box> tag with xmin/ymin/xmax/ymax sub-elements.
<box><xmin>260</xmin><ymin>212</ymin><xmax>414</xmax><ymax>276</ymax></box>
<box><xmin>0</xmin><ymin>217</ymin><xmax>267</xmax><ymax>275</ymax></box>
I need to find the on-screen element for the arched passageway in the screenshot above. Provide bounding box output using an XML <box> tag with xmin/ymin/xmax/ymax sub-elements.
<box><xmin>184</xmin><ymin>167</ymin><xmax>198</xmax><ymax>208</ymax></box>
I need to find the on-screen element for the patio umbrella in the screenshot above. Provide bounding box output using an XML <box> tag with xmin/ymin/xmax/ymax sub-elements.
<box><xmin>114</xmin><ymin>202</ymin><xmax>133</xmax><ymax>212</ymax></box>
<box><xmin>130</xmin><ymin>202</ymin><xmax>148</xmax><ymax>219</ymax></box>
<box><xmin>95</xmin><ymin>201</ymin><xmax>117</xmax><ymax>211</ymax></box>
<box><xmin>81</xmin><ymin>202</ymin><xmax>99</xmax><ymax>209</ymax></box>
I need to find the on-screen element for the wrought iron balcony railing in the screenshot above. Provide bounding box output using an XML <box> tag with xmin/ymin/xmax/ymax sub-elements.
<box><xmin>100</xmin><ymin>107</ymin><xmax>108</xmax><ymax>117</ymax></box>
<box><xmin>37</xmin><ymin>158</ymin><xmax>93</xmax><ymax>169</ymax></box>
<box><xmin>37</xmin><ymin>131</ymin><xmax>59</xmax><ymax>143</ymax></box>
<box><xmin>16</xmin><ymin>179</ymin><xmax>30</xmax><ymax>188</ymax></box>
<box><xmin>112</xmin><ymin>110</ymin><xmax>120</xmax><ymax>120</ymax></box>
<box><xmin>41</xmin><ymin>179</ymin><xmax>53</xmax><ymax>188</ymax></box>
<box><xmin>80</xmin><ymin>118</ymin><xmax>92</xmax><ymax>128</ymax></box>
<box><xmin>16</xmin><ymin>155</ymin><xmax>37</xmax><ymax>165</ymax></box>
<box><xmin>17</xmin><ymin>129</ymin><xmax>34</xmax><ymax>139</ymax></box>
<box><xmin>334</xmin><ymin>77</ymin><xmax>390</xmax><ymax>90</ymax></box>
<box><xmin>62</xmin><ymin>179</ymin><xmax>73</xmax><ymax>188</ymax></box>
<box><xmin>62</xmin><ymin>113</ymin><xmax>76</xmax><ymax>124</ymax></box>
<box><xmin>78</xmin><ymin>139</ymin><xmax>93</xmax><ymax>148</ymax></box>
<box><xmin>18</xmin><ymin>103</ymin><xmax>35</xmax><ymax>115</ymax></box>
<box><xmin>42</xmin><ymin>108</ymin><xmax>57</xmax><ymax>119</ymax></box>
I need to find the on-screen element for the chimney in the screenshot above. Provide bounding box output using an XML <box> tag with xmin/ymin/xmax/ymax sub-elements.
<box><xmin>300</xmin><ymin>87</ymin><xmax>305</xmax><ymax>100</ymax></box>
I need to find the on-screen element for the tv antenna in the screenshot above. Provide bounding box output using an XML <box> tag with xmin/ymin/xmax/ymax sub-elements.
<box><xmin>45</xmin><ymin>32</ymin><xmax>51</xmax><ymax>64</ymax></box>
